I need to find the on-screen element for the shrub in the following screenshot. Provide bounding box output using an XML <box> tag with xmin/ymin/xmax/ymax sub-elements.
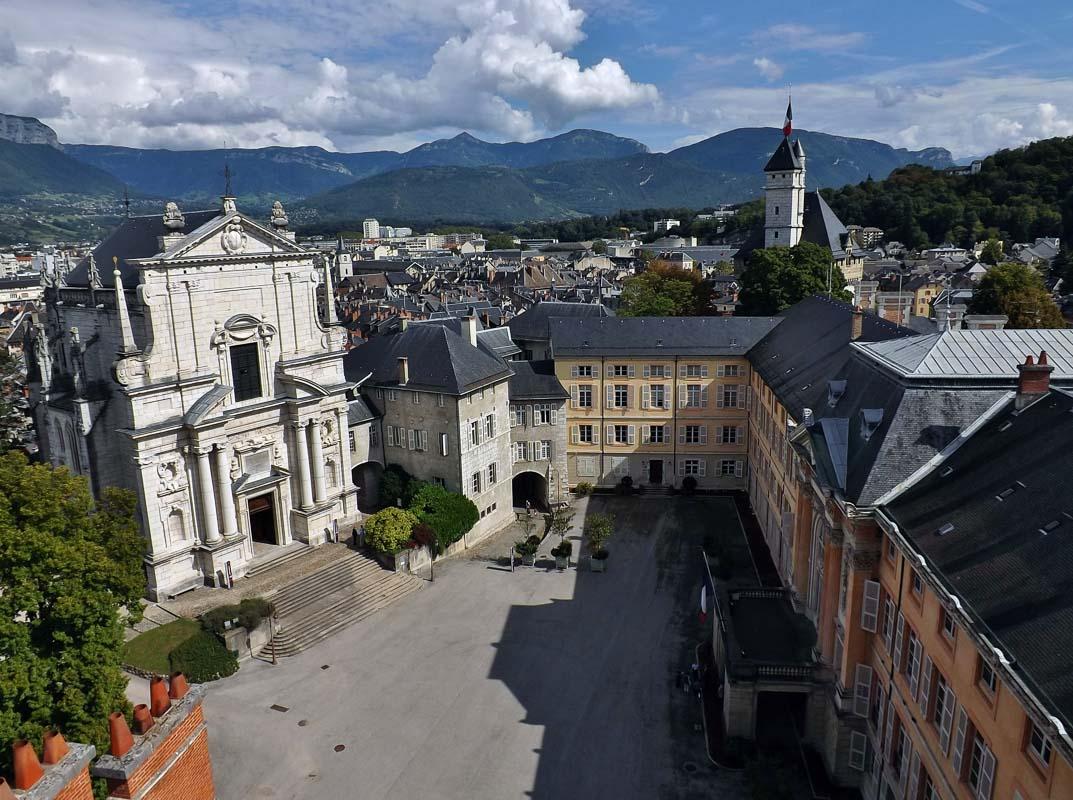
<box><xmin>169</xmin><ymin>631</ymin><xmax>239</xmax><ymax>682</ymax></box>
<box><xmin>365</xmin><ymin>507</ymin><xmax>419</xmax><ymax>553</ymax></box>
<box><xmin>584</xmin><ymin>512</ymin><xmax>615</xmax><ymax>555</ymax></box>
<box><xmin>237</xmin><ymin>597</ymin><xmax>274</xmax><ymax>631</ymax></box>
<box><xmin>411</xmin><ymin>522</ymin><xmax>438</xmax><ymax>553</ymax></box>
<box><xmin>682</xmin><ymin>475</ymin><xmax>698</xmax><ymax>493</ymax></box>
<box><xmin>200</xmin><ymin>604</ymin><xmax>240</xmax><ymax>636</ymax></box>
<box><xmin>514</xmin><ymin>535</ymin><xmax>540</xmax><ymax>557</ymax></box>
<box><xmin>378</xmin><ymin>464</ymin><xmax>413</xmax><ymax>508</ymax></box>
<box><xmin>551</xmin><ymin>540</ymin><xmax>573</xmax><ymax>558</ymax></box>
<box><xmin>407</xmin><ymin>483</ymin><xmax>479</xmax><ymax>550</ymax></box>
<box><xmin>575</xmin><ymin>481</ymin><xmax>594</xmax><ymax>497</ymax></box>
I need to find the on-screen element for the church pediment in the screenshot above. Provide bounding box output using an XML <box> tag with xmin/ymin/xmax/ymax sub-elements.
<box><xmin>163</xmin><ymin>213</ymin><xmax>306</xmax><ymax>262</ymax></box>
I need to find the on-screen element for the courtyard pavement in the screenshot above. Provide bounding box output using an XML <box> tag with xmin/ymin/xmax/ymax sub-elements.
<box><xmin>202</xmin><ymin>495</ymin><xmax>751</xmax><ymax>800</ymax></box>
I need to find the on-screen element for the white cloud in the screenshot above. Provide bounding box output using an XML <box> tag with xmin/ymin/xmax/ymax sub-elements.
<box><xmin>752</xmin><ymin>24</ymin><xmax>867</xmax><ymax>53</ymax></box>
<box><xmin>0</xmin><ymin>0</ymin><xmax>656</xmax><ymax>150</ymax></box>
<box><xmin>753</xmin><ymin>57</ymin><xmax>784</xmax><ymax>81</ymax></box>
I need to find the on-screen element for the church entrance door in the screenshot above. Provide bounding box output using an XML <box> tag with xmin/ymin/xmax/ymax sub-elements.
<box><xmin>248</xmin><ymin>493</ymin><xmax>278</xmax><ymax>545</ymax></box>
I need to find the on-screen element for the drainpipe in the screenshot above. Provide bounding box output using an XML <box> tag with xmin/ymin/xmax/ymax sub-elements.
<box><xmin>599</xmin><ymin>355</ymin><xmax>606</xmax><ymax>486</ymax></box>
<box><xmin>875</xmin><ymin>532</ymin><xmax>907</xmax><ymax>796</ymax></box>
<box><xmin>672</xmin><ymin>355</ymin><xmax>680</xmax><ymax>486</ymax></box>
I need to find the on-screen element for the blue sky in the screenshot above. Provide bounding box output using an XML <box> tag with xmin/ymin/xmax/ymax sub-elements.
<box><xmin>1</xmin><ymin>0</ymin><xmax>1071</xmax><ymax>157</ymax></box>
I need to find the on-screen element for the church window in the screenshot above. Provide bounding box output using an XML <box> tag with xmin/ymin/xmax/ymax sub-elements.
<box><xmin>230</xmin><ymin>343</ymin><xmax>263</xmax><ymax>401</ymax></box>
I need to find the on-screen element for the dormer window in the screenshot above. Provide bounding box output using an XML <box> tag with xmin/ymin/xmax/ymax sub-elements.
<box><xmin>860</xmin><ymin>408</ymin><xmax>883</xmax><ymax>441</ymax></box>
<box><xmin>827</xmin><ymin>380</ymin><xmax>847</xmax><ymax>407</ymax></box>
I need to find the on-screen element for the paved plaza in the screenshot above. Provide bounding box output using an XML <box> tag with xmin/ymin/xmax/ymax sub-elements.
<box><xmin>202</xmin><ymin>496</ymin><xmax>751</xmax><ymax>799</ymax></box>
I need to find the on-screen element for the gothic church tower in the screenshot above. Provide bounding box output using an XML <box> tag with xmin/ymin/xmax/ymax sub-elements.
<box><xmin>764</xmin><ymin>100</ymin><xmax>806</xmax><ymax>248</ymax></box>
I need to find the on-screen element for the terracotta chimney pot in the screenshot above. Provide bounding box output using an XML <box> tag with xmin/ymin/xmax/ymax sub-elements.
<box><xmin>41</xmin><ymin>730</ymin><xmax>69</xmax><ymax>765</ymax></box>
<box><xmin>169</xmin><ymin>672</ymin><xmax>190</xmax><ymax>701</ymax></box>
<box><xmin>0</xmin><ymin>777</ymin><xmax>18</xmax><ymax>800</ymax></box>
<box><xmin>109</xmin><ymin>712</ymin><xmax>134</xmax><ymax>757</ymax></box>
<box><xmin>149</xmin><ymin>675</ymin><xmax>171</xmax><ymax>717</ymax></box>
<box><xmin>133</xmin><ymin>704</ymin><xmax>155</xmax><ymax>735</ymax></box>
<box><xmin>12</xmin><ymin>740</ymin><xmax>44</xmax><ymax>790</ymax></box>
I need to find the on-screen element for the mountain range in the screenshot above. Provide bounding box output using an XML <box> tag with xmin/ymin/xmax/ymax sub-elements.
<box><xmin>0</xmin><ymin>112</ymin><xmax>956</xmax><ymax>230</ymax></box>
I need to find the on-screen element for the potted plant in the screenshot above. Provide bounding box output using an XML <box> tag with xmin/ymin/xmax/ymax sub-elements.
<box><xmin>681</xmin><ymin>475</ymin><xmax>698</xmax><ymax>495</ymax></box>
<box><xmin>575</xmin><ymin>481</ymin><xmax>594</xmax><ymax>497</ymax></box>
<box><xmin>551</xmin><ymin>539</ymin><xmax>572</xmax><ymax>570</ymax></box>
<box><xmin>617</xmin><ymin>475</ymin><xmax>634</xmax><ymax>496</ymax></box>
<box><xmin>584</xmin><ymin>512</ymin><xmax>614</xmax><ymax>572</ymax></box>
<box><xmin>515</xmin><ymin>534</ymin><xmax>540</xmax><ymax>566</ymax></box>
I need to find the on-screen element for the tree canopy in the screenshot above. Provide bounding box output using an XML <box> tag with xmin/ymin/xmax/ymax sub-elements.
<box><xmin>738</xmin><ymin>242</ymin><xmax>850</xmax><ymax>315</ymax></box>
<box><xmin>364</xmin><ymin>507</ymin><xmax>419</xmax><ymax>553</ymax></box>
<box><xmin>618</xmin><ymin>265</ymin><xmax>710</xmax><ymax>317</ymax></box>
<box><xmin>0</xmin><ymin>453</ymin><xmax>145</xmax><ymax>778</ymax></box>
<box><xmin>968</xmin><ymin>262</ymin><xmax>1066</xmax><ymax>328</ymax></box>
<box><xmin>407</xmin><ymin>482</ymin><xmax>479</xmax><ymax>552</ymax></box>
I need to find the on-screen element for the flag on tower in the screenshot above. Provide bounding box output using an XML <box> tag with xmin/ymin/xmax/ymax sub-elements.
<box><xmin>783</xmin><ymin>98</ymin><xmax>793</xmax><ymax>137</ymax></box>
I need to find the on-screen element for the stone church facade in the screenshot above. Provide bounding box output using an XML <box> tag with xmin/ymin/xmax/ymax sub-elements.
<box><xmin>29</xmin><ymin>198</ymin><xmax>358</xmax><ymax>599</ymax></box>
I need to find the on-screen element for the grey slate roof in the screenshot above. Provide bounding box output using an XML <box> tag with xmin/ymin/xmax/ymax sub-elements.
<box><xmin>854</xmin><ymin>330</ymin><xmax>1073</xmax><ymax>382</ymax></box>
<box><xmin>764</xmin><ymin>137</ymin><xmax>802</xmax><ymax>172</ymax></box>
<box><xmin>884</xmin><ymin>390</ymin><xmax>1073</xmax><ymax>732</ymax></box>
<box><xmin>550</xmin><ymin>316</ymin><xmax>780</xmax><ymax>357</ymax></box>
<box><xmin>507</xmin><ymin>360</ymin><xmax>569</xmax><ymax>401</ymax></box>
<box><xmin>67</xmin><ymin>210</ymin><xmax>219</xmax><ymax>288</ymax></box>
<box><xmin>343</xmin><ymin>322</ymin><xmax>512</xmax><ymax>395</ymax></box>
<box><xmin>801</xmin><ymin>191</ymin><xmax>853</xmax><ymax>257</ymax></box>
<box><xmin>347</xmin><ymin>397</ymin><xmax>378</xmax><ymax>425</ymax></box>
<box><xmin>506</xmin><ymin>301</ymin><xmax>612</xmax><ymax>342</ymax></box>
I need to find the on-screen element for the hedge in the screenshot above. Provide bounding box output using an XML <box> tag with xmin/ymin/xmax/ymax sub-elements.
<box><xmin>169</xmin><ymin>630</ymin><xmax>239</xmax><ymax>682</ymax></box>
<box><xmin>365</xmin><ymin>507</ymin><xmax>419</xmax><ymax>553</ymax></box>
<box><xmin>407</xmin><ymin>483</ymin><xmax>479</xmax><ymax>550</ymax></box>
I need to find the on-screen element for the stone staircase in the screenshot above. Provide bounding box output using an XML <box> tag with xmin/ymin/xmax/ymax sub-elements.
<box><xmin>246</xmin><ymin>543</ymin><xmax>314</xmax><ymax>579</ymax></box>
<box><xmin>258</xmin><ymin>551</ymin><xmax>423</xmax><ymax>659</ymax></box>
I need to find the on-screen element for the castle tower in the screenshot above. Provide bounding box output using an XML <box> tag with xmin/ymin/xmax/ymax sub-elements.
<box><xmin>764</xmin><ymin>101</ymin><xmax>806</xmax><ymax>248</ymax></box>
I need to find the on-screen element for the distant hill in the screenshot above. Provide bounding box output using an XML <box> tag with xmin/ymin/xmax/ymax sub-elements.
<box><xmin>666</xmin><ymin>127</ymin><xmax>953</xmax><ymax>189</ymax></box>
<box><xmin>0</xmin><ymin>113</ymin><xmax>60</xmax><ymax>148</ymax></box>
<box><xmin>0</xmin><ymin>139</ymin><xmax>124</xmax><ymax>197</ymax></box>
<box><xmin>63</xmin><ymin>129</ymin><xmax>648</xmax><ymax>205</ymax></box>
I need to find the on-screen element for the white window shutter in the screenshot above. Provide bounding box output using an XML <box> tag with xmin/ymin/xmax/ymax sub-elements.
<box><xmin>848</xmin><ymin>731</ymin><xmax>867</xmax><ymax>771</ymax></box>
<box><xmin>717</xmin><ymin>364</ymin><xmax>725</xmax><ymax>377</ymax></box>
<box><xmin>606</xmin><ymin>385</ymin><xmax>614</xmax><ymax>408</ymax></box>
<box><xmin>528</xmin><ymin>442</ymin><xmax>537</xmax><ymax>461</ymax></box>
<box><xmin>642</xmin><ymin>364</ymin><xmax>650</xmax><ymax>378</ymax></box>
<box><xmin>979</xmin><ymin>745</ymin><xmax>995</xmax><ymax>800</ymax></box>
<box><xmin>593</xmin><ymin>426</ymin><xmax>600</xmax><ymax>444</ymax></box>
<box><xmin>678</xmin><ymin>364</ymin><xmax>686</xmax><ymax>378</ymax></box>
<box><xmin>918</xmin><ymin>655</ymin><xmax>933</xmax><ymax>714</ymax></box>
<box><xmin>884</xmin><ymin>704</ymin><xmax>895</xmax><ymax>762</ymax></box>
<box><xmin>939</xmin><ymin>686</ymin><xmax>956</xmax><ymax>753</ymax></box>
<box><xmin>737</xmin><ymin>385</ymin><xmax>746</xmax><ymax>408</ymax></box>
<box><xmin>894</xmin><ymin>613</ymin><xmax>906</xmax><ymax>671</ymax></box>
<box><xmin>701</xmin><ymin>364</ymin><xmax>709</xmax><ymax>378</ymax></box>
<box><xmin>861</xmin><ymin>580</ymin><xmax>880</xmax><ymax>632</ymax></box>
<box><xmin>628</xmin><ymin>364</ymin><xmax>635</xmax><ymax>377</ymax></box>
<box><xmin>663</xmin><ymin>385</ymin><xmax>671</xmax><ymax>409</ymax></box>
<box><xmin>571</xmin><ymin>365</ymin><xmax>578</xmax><ymax>378</ymax></box>
<box><xmin>853</xmin><ymin>664</ymin><xmax>872</xmax><ymax>717</ymax></box>
<box><xmin>679</xmin><ymin>427</ymin><xmax>686</xmax><ymax>444</ymax></box>
<box><xmin>699</xmin><ymin>459</ymin><xmax>707</xmax><ymax>477</ymax></box>
<box><xmin>642</xmin><ymin>426</ymin><xmax>650</xmax><ymax>443</ymax></box>
<box><xmin>407</xmin><ymin>429</ymin><xmax>415</xmax><ymax>450</ymax></box>
<box><xmin>663</xmin><ymin>424</ymin><xmax>670</xmax><ymax>441</ymax></box>
<box><xmin>571</xmin><ymin>426</ymin><xmax>579</xmax><ymax>444</ymax></box>
<box><xmin>951</xmin><ymin>706</ymin><xmax>969</xmax><ymax>776</ymax></box>
<box><xmin>628</xmin><ymin>425</ymin><xmax>635</xmax><ymax>445</ymax></box>
<box><xmin>737</xmin><ymin>425</ymin><xmax>744</xmax><ymax>443</ymax></box>
<box><xmin>607</xmin><ymin>364</ymin><xmax>614</xmax><ymax>377</ymax></box>
<box><xmin>716</xmin><ymin>390</ymin><xmax>725</xmax><ymax>408</ymax></box>
<box><xmin>700</xmin><ymin>425</ymin><xmax>707</xmax><ymax>444</ymax></box>
<box><xmin>420</xmin><ymin>430</ymin><xmax>428</xmax><ymax>451</ymax></box>
<box><xmin>551</xmin><ymin>408</ymin><xmax>558</xmax><ymax>425</ymax></box>
<box><xmin>701</xmin><ymin>387</ymin><xmax>708</xmax><ymax>407</ymax></box>
<box><xmin>606</xmin><ymin>424</ymin><xmax>614</xmax><ymax>444</ymax></box>
<box><xmin>570</xmin><ymin>385</ymin><xmax>579</xmax><ymax>409</ymax></box>
<box><xmin>907</xmin><ymin>749</ymin><xmax>921</xmax><ymax>800</ymax></box>
<box><xmin>642</xmin><ymin>386</ymin><xmax>650</xmax><ymax>409</ymax></box>
<box><xmin>884</xmin><ymin>598</ymin><xmax>895</xmax><ymax>651</ymax></box>
<box><xmin>663</xmin><ymin>363</ymin><xmax>672</xmax><ymax>377</ymax></box>
<box><xmin>734</xmin><ymin>461</ymin><xmax>742</xmax><ymax>478</ymax></box>
<box><xmin>627</xmin><ymin>386</ymin><xmax>634</xmax><ymax>408</ymax></box>
<box><xmin>679</xmin><ymin>387</ymin><xmax>688</xmax><ymax>408</ymax></box>
<box><xmin>678</xmin><ymin>458</ymin><xmax>685</xmax><ymax>475</ymax></box>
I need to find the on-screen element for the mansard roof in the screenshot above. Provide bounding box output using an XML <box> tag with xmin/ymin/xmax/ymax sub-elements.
<box><xmin>505</xmin><ymin>300</ymin><xmax>612</xmax><ymax>342</ymax></box>
<box><xmin>550</xmin><ymin>315</ymin><xmax>780</xmax><ymax>357</ymax></box>
<box><xmin>763</xmin><ymin>137</ymin><xmax>802</xmax><ymax>172</ymax></box>
<box><xmin>507</xmin><ymin>360</ymin><xmax>569</xmax><ymax>401</ymax></box>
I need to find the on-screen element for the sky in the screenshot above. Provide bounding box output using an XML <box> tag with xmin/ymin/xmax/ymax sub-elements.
<box><xmin>1</xmin><ymin>0</ymin><xmax>1072</xmax><ymax>158</ymax></box>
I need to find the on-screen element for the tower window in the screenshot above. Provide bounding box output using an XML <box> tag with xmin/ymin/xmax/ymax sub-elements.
<box><xmin>774</xmin><ymin>231</ymin><xmax>779</xmax><ymax>239</ymax></box>
<box><xmin>230</xmin><ymin>343</ymin><xmax>263</xmax><ymax>402</ymax></box>
<box><xmin>775</xmin><ymin>206</ymin><xmax>780</xmax><ymax>215</ymax></box>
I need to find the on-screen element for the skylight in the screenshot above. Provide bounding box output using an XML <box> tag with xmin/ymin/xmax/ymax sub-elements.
<box><xmin>937</xmin><ymin>523</ymin><xmax>955</xmax><ymax>536</ymax></box>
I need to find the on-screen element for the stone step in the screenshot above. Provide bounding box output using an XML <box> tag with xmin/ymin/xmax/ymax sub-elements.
<box><xmin>245</xmin><ymin>544</ymin><xmax>315</xmax><ymax>578</ymax></box>
<box><xmin>261</xmin><ymin>579</ymin><xmax>422</xmax><ymax>658</ymax></box>
<box><xmin>257</xmin><ymin>552</ymin><xmax>423</xmax><ymax>658</ymax></box>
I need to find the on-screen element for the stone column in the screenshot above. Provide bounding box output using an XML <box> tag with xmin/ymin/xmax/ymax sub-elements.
<box><xmin>196</xmin><ymin>447</ymin><xmax>221</xmax><ymax>544</ymax></box>
<box><xmin>214</xmin><ymin>444</ymin><xmax>238</xmax><ymax>538</ymax></box>
<box><xmin>293</xmin><ymin>421</ymin><xmax>314</xmax><ymax>509</ymax></box>
<box><xmin>309</xmin><ymin>419</ymin><xmax>327</xmax><ymax>503</ymax></box>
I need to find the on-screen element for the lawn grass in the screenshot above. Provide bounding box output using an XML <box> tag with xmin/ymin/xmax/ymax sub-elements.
<box><xmin>123</xmin><ymin>618</ymin><xmax>201</xmax><ymax>674</ymax></box>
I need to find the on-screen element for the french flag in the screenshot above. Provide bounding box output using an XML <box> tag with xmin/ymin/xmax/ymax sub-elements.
<box><xmin>783</xmin><ymin>98</ymin><xmax>793</xmax><ymax>137</ymax></box>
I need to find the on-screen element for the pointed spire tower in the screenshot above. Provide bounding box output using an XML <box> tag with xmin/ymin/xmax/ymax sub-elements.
<box><xmin>764</xmin><ymin>94</ymin><xmax>806</xmax><ymax>248</ymax></box>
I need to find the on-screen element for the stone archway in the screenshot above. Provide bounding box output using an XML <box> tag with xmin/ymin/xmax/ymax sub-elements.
<box><xmin>512</xmin><ymin>471</ymin><xmax>548</xmax><ymax>511</ymax></box>
<box><xmin>352</xmin><ymin>461</ymin><xmax>384</xmax><ymax>513</ymax></box>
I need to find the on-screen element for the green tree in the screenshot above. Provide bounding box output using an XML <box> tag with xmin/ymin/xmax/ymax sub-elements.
<box><xmin>619</xmin><ymin>266</ymin><xmax>709</xmax><ymax>316</ymax></box>
<box><xmin>407</xmin><ymin>483</ymin><xmax>479</xmax><ymax>552</ymax></box>
<box><xmin>979</xmin><ymin>238</ymin><xmax>1004</xmax><ymax>265</ymax></box>
<box><xmin>583</xmin><ymin>513</ymin><xmax>615</xmax><ymax>556</ymax></box>
<box><xmin>591</xmin><ymin>239</ymin><xmax>607</xmax><ymax>254</ymax></box>
<box><xmin>485</xmin><ymin>233</ymin><xmax>517</xmax><ymax>250</ymax></box>
<box><xmin>969</xmin><ymin>262</ymin><xmax>1066</xmax><ymax>328</ymax></box>
<box><xmin>0</xmin><ymin>453</ymin><xmax>145</xmax><ymax>779</ymax></box>
<box><xmin>364</xmin><ymin>507</ymin><xmax>419</xmax><ymax>553</ymax></box>
<box><xmin>738</xmin><ymin>242</ymin><xmax>850</xmax><ymax>315</ymax></box>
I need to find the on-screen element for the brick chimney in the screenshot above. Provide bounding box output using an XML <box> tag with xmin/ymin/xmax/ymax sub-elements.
<box><xmin>91</xmin><ymin>682</ymin><xmax>214</xmax><ymax>800</ymax></box>
<box><xmin>850</xmin><ymin>306</ymin><xmax>864</xmax><ymax>341</ymax></box>
<box><xmin>8</xmin><ymin>735</ymin><xmax>95</xmax><ymax>800</ymax></box>
<box><xmin>1016</xmin><ymin>350</ymin><xmax>1053</xmax><ymax>410</ymax></box>
<box><xmin>397</xmin><ymin>357</ymin><xmax>409</xmax><ymax>385</ymax></box>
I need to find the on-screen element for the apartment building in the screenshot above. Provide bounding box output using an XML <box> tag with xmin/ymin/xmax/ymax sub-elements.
<box><xmin>549</xmin><ymin>316</ymin><xmax>778</xmax><ymax>489</ymax></box>
<box><xmin>507</xmin><ymin>360</ymin><xmax>569</xmax><ymax>508</ymax></box>
<box><xmin>722</xmin><ymin>295</ymin><xmax>1073</xmax><ymax>798</ymax></box>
